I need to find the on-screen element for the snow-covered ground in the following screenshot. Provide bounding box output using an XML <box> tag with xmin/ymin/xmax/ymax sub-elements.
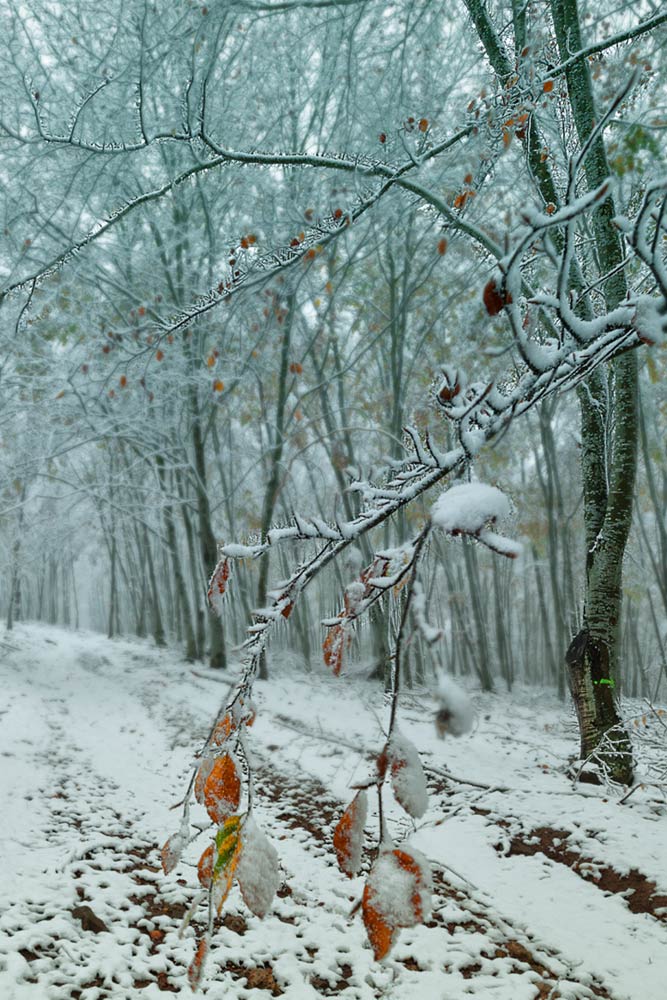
<box><xmin>1</xmin><ymin>624</ymin><xmax>666</xmax><ymax>1000</ymax></box>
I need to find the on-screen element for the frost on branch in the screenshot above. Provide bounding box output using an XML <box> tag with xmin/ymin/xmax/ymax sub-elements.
<box><xmin>431</xmin><ymin>482</ymin><xmax>522</xmax><ymax>558</ymax></box>
<box><xmin>435</xmin><ymin>676</ymin><xmax>474</xmax><ymax>737</ymax></box>
<box><xmin>388</xmin><ymin>732</ymin><xmax>429</xmax><ymax>819</ymax></box>
<box><xmin>235</xmin><ymin>816</ymin><xmax>281</xmax><ymax>917</ymax></box>
<box><xmin>333</xmin><ymin>790</ymin><xmax>367</xmax><ymax>877</ymax></box>
<box><xmin>635</xmin><ymin>295</ymin><xmax>667</xmax><ymax>346</ymax></box>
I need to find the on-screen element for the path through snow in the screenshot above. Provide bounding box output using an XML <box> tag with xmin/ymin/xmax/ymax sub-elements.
<box><xmin>1</xmin><ymin>625</ymin><xmax>666</xmax><ymax>999</ymax></box>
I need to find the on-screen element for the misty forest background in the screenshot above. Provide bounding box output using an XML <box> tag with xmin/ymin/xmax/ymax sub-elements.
<box><xmin>1</xmin><ymin>1</ymin><xmax>667</xmax><ymax>712</ymax></box>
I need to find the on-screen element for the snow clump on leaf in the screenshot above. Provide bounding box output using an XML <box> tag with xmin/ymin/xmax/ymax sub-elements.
<box><xmin>235</xmin><ymin>816</ymin><xmax>281</xmax><ymax>917</ymax></box>
<box><xmin>366</xmin><ymin>844</ymin><xmax>432</xmax><ymax>929</ymax></box>
<box><xmin>431</xmin><ymin>482</ymin><xmax>510</xmax><ymax>534</ymax></box>
<box><xmin>431</xmin><ymin>482</ymin><xmax>522</xmax><ymax>558</ymax></box>
<box><xmin>435</xmin><ymin>675</ymin><xmax>474</xmax><ymax>737</ymax></box>
<box><xmin>388</xmin><ymin>731</ymin><xmax>429</xmax><ymax>818</ymax></box>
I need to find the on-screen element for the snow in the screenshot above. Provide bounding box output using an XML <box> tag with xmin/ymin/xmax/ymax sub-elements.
<box><xmin>1</xmin><ymin>623</ymin><xmax>666</xmax><ymax>999</ymax></box>
<box><xmin>431</xmin><ymin>482</ymin><xmax>511</xmax><ymax>534</ymax></box>
<box><xmin>431</xmin><ymin>482</ymin><xmax>522</xmax><ymax>558</ymax></box>
<box><xmin>635</xmin><ymin>294</ymin><xmax>667</xmax><ymax>346</ymax></box>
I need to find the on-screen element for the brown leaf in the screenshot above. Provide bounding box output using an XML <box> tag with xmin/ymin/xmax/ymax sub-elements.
<box><xmin>160</xmin><ymin>832</ymin><xmax>183</xmax><ymax>875</ymax></box>
<box><xmin>483</xmin><ymin>279</ymin><xmax>511</xmax><ymax>316</ymax></box>
<box><xmin>194</xmin><ymin>757</ymin><xmax>214</xmax><ymax>804</ymax></box>
<box><xmin>323</xmin><ymin>624</ymin><xmax>346</xmax><ymax>676</ymax></box>
<box><xmin>207</xmin><ymin>558</ymin><xmax>231</xmax><ymax>614</ymax></box>
<box><xmin>198</xmin><ymin>844</ymin><xmax>214</xmax><ymax>888</ymax></box>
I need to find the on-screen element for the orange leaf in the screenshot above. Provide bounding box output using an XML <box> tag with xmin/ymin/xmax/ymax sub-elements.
<box><xmin>281</xmin><ymin>601</ymin><xmax>294</xmax><ymax>619</ymax></box>
<box><xmin>188</xmin><ymin>939</ymin><xmax>208</xmax><ymax>991</ymax></box>
<box><xmin>213</xmin><ymin>379</ymin><xmax>224</xmax><ymax>392</ymax></box>
<box><xmin>198</xmin><ymin>844</ymin><xmax>214</xmax><ymax>887</ymax></box>
<box><xmin>543</xmin><ymin>79</ymin><xmax>554</xmax><ymax>93</ymax></box>
<box><xmin>362</xmin><ymin>882</ymin><xmax>396</xmax><ymax>960</ymax></box>
<box><xmin>453</xmin><ymin>192</ymin><xmax>467</xmax><ymax>210</ymax></box>
<box><xmin>155</xmin><ymin>349</ymin><xmax>164</xmax><ymax>362</ymax></box>
<box><xmin>437</xmin><ymin>238</ymin><xmax>447</xmax><ymax>256</ymax></box>
<box><xmin>212</xmin><ymin>712</ymin><xmax>234</xmax><ymax>746</ymax></box>
<box><xmin>418</xmin><ymin>117</ymin><xmax>428</xmax><ymax>132</ymax></box>
<box><xmin>333</xmin><ymin>790</ymin><xmax>367</xmax><ymax>876</ymax></box>
<box><xmin>363</xmin><ymin>845</ymin><xmax>432</xmax><ymax>948</ymax></box>
<box><xmin>203</xmin><ymin>754</ymin><xmax>241</xmax><ymax>824</ymax></box>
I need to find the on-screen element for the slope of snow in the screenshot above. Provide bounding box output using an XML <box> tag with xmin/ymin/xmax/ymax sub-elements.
<box><xmin>1</xmin><ymin>624</ymin><xmax>666</xmax><ymax>999</ymax></box>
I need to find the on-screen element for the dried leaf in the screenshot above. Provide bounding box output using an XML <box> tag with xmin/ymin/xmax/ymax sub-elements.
<box><xmin>188</xmin><ymin>938</ymin><xmax>208</xmax><ymax>991</ymax></box>
<box><xmin>483</xmin><ymin>278</ymin><xmax>508</xmax><ymax>316</ymax></box>
<box><xmin>198</xmin><ymin>844</ymin><xmax>214</xmax><ymax>888</ymax></box>
<box><xmin>236</xmin><ymin>817</ymin><xmax>281</xmax><ymax>916</ymax></box>
<box><xmin>160</xmin><ymin>832</ymin><xmax>183</xmax><ymax>875</ymax></box>
<box><xmin>204</xmin><ymin>754</ymin><xmax>241</xmax><ymax>824</ymax></box>
<box><xmin>207</xmin><ymin>558</ymin><xmax>231</xmax><ymax>615</ymax></box>
<box><xmin>323</xmin><ymin>624</ymin><xmax>347</xmax><ymax>676</ymax></box>
<box><xmin>194</xmin><ymin>757</ymin><xmax>214</xmax><ymax>804</ymax></box>
<box><xmin>212</xmin><ymin>713</ymin><xmax>234</xmax><ymax>747</ymax></box>
<box><xmin>333</xmin><ymin>790</ymin><xmax>368</xmax><ymax>877</ymax></box>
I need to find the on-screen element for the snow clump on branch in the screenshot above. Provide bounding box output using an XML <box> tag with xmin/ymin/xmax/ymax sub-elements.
<box><xmin>431</xmin><ymin>482</ymin><xmax>522</xmax><ymax>559</ymax></box>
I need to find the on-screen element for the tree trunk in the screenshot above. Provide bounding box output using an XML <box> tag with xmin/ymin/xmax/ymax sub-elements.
<box><xmin>552</xmin><ymin>0</ymin><xmax>635</xmax><ymax>783</ymax></box>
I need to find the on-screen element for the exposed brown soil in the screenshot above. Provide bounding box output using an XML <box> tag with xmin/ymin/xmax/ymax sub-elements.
<box><xmin>222</xmin><ymin>961</ymin><xmax>283</xmax><ymax>996</ymax></box>
<box><xmin>256</xmin><ymin>748</ymin><xmax>615</xmax><ymax>1000</ymax></box>
<box><xmin>311</xmin><ymin>962</ymin><xmax>353</xmax><ymax>994</ymax></box>
<box><xmin>503</xmin><ymin>825</ymin><xmax>667</xmax><ymax>920</ymax></box>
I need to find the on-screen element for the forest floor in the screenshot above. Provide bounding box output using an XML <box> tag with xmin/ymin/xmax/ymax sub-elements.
<box><xmin>1</xmin><ymin>624</ymin><xmax>666</xmax><ymax>1000</ymax></box>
